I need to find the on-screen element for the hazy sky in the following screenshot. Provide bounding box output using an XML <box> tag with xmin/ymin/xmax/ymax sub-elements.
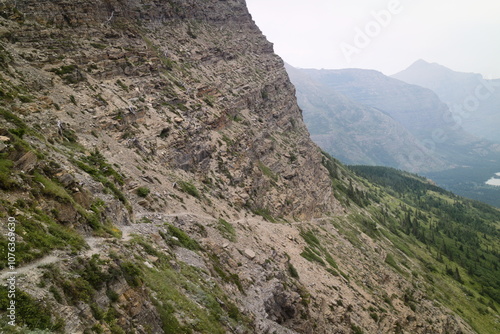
<box><xmin>246</xmin><ymin>0</ymin><xmax>500</xmax><ymax>78</ymax></box>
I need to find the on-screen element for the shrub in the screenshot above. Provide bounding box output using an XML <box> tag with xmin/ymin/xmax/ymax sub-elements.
<box><xmin>385</xmin><ymin>254</ymin><xmax>402</xmax><ymax>273</ymax></box>
<box><xmin>120</xmin><ymin>261</ymin><xmax>142</xmax><ymax>287</ymax></box>
<box><xmin>18</xmin><ymin>95</ymin><xmax>33</xmax><ymax>103</ymax></box>
<box><xmin>0</xmin><ymin>287</ymin><xmax>54</xmax><ymax>330</ymax></box>
<box><xmin>178</xmin><ymin>181</ymin><xmax>200</xmax><ymax>198</ymax></box>
<box><xmin>0</xmin><ymin>108</ymin><xmax>28</xmax><ymax>130</ymax></box>
<box><xmin>136</xmin><ymin>187</ymin><xmax>150</xmax><ymax>198</ymax></box>
<box><xmin>300</xmin><ymin>247</ymin><xmax>325</xmax><ymax>266</ymax></box>
<box><xmin>61</xmin><ymin>277</ymin><xmax>94</xmax><ymax>304</ymax></box>
<box><xmin>258</xmin><ymin>161</ymin><xmax>277</xmax><ymax>181</ymax></box>
<box><xmin>351</xmin><ymin>324</ymin><xmax>364</xmax><ymax>334</ymax></box>
<box><xmin>80</xmin><ymin>255</ymin><xmax>109</xmax><ymax>289</ymax></box>
<box><xmin>33</xmin><ymin>172</ymin><xmax>73</xmax><ymax>203</ymax></box>
<box><xmin>116</xmin><ymin>79</ymin><xmax>129</xmax><ymax>92</ymax></box>
<box><xmin>166</xmin><ymin>224</ymin><xmax>201</xmax><ymax>251</ymax></box>
<box><xmin>50</xmin><ymin>285</ymin><xmax>63</xmax><ymax>303</ymax></box>
<box><xmin>107</xmin><ymin>289</ymin><xmax>120</xmax><ymax>303</ymax></box>
<box><xmin>288</xmin><ymin>263</ymin><xmax>299</xmax><ymax>278</ymax></box>
<box><xmin>51</xmin><ymin>65</ymin><xmax>77</xmax><ymax>76</ymax></box>
<box><xmin>300</xmin><ymin>230</ymin><xmax>321</xmax><ymax>249</ymax></box>
<box><xmin>0</xmin><ymin>155</ymin><xmax>14</xmax><ymax>189</ymax></box>
<box><xmin>8</xmin><ymin>127</ymin><xmax>25</xmax><ymax>138</ymax></box>
<box><xmin>252</xmin><ymin>207</ymin><xmax>276</xmax><ymax>223</ymax></box>
<box><xmin>159</xmin><ymin>128</ymin><xmax>170</xmax><ymax>138</ymax></box>
<box><xmin>325</xmin><ymin>252</ymin><xmax>338</xmax><ymax>269</ymax></box>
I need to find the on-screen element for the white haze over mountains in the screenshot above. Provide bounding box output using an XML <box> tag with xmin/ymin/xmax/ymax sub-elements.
<box><xmin>246</xmin><ymin>0</ymin><xmax>500</xmax><ymax>78</ymax></box>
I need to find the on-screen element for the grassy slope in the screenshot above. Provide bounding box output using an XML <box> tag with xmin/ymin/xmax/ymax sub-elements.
<box><xmin>345</xmin><ymin>164</ymin><xmax>500</xmax><ymax>332</ymax></box>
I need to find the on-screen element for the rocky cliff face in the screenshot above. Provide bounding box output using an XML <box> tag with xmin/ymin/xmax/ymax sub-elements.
<box><xmin>3</xmin><ymin>0</ymin><xmax>339</xmax><ymax>220</ymax></box>
<box><xmin>0</xmin><ymin>1</ymin><xmax>487</xmax><ymax>334</ymax></box>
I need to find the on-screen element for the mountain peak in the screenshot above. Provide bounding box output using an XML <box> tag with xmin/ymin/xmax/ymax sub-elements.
<box><xmin>393</xmin><ymin>59</ymin><xmax>500</xmax><ymax>144</ymax></box>
<box><xmin>396</xmin><ymin>59</ymin><xmax>484</xmax><ymax>80</ymax></box>
<box><xmin>398</xmin><ymin>59</ymin><xmax>453</xmax><ymax>76</ymax></box>
<box><xmin>412</xmin><ymin>58</ymin><xmax>431</xmax><ymax>66</ymax></box>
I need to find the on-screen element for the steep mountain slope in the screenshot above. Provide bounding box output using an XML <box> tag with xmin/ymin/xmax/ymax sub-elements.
<box><xmin>349</xmin><ymin>165</ymin><xmax>500</xmax><ymax>324</ymax></box>
<box><xmin>393</xmin><ymin>60</ymin><xmax>500</xmax><ymax>143</ymax></box>
<box><xmin>286</xmin><ymin>64</ymin><xmax>449</xmax><ymax>172</ymax></box>
<box><xmin>0</xmin><ymin>1</ymin><xmax>499</xmax><ymax>334</ymax></box>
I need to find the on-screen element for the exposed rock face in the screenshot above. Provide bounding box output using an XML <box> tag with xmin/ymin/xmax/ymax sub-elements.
<box><xmin>5</xmin><ymin>0</ymin><xmax>339</xmax><ymax>220</ymax></box>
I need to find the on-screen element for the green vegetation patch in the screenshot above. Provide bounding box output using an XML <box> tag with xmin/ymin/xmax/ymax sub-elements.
<box><xmin>300</xmin><ymin>246</ymin><xmax>325</xmax><ymax>266</ymax></box>
<box><xmin>216</xmin><ymin>218</ymin><xmax>236</xmax><ymax>242</ymax></box>
<box><xmin>33</xmin><ymin>172</ymin><xmax>73</xmax><ymax>203</ymax></box>
<box><xmin>258</xmin><ymin>161</ymin><xmax>278</xmax><ymax>181</ymax></box>
<box><xmin>0</xmin><ymin>108</ymin><xmax>28</xmax><ymax>130</ymax></box>
<box><xmin>116</xmin><ymin>79</ymin><xmax>129</xmax><ymax>92</ymax></box>
<box><xmin>144</xmin><ymin>261</ymin><xmax>243</xmax><ymax>334</ymax></box>
<box><xmin>135</xmin><ymin>235</ymin><xmax>251</xmax><ymax>334</ymax></box>
<box><xmin>0</xmin><ymin>286</ymin><xmax>63</xmax><ymax>332</ymax></box>
<box><xmin>384</xmin><ymin>253</ymin><xmax>403</xmax><ymax>274</ymax></box>
<box><xmin>50</xmin><ymin>65</ymin><xmax>85</xmax><ymax>84</ymax></box>
<box><xmin>136</xmin><ymin>186</ymin><xmax>150</xmax><ymax>198</ymax></box>
<box><xmin>0</xmin><ymin>211</ymin><xmax>86</xmax><ymax>268</ymax></box>
<box><xmin>288</xmin><ymin>263</ymin><xmax>299</xmax><ymax>278</ymax></box>
<box><xmin>0</xmin><ymin>153</ymin><xmax>15</xmax><ymax>189</ymax></box>
<box><xmin>73</xmin><ymin>150</ymin><xmax>126</xmax><ymax>204</ymax></box>
<box><xmin>208</xmin><ymin>253</ymin><xmax>244</xmax><ymax>293</ymax></box>
<box><xmin>166</xmin><ymin>224</ymin><xmax>202</xmax><ymax>251</ymax></box>
<box><xmin>50</xmin><ymin>65</ymin><xmax>78</xmax><ymax>76</ymax></box>
<box><xmin>251</xmin><ymin>207</ymin><xmax>276</xmax><ymax>223</ymax></box>
<box><xmin>342</xmin><ymin>164</ymin><xmax>500</xmax><ymax>331</ymax></box>
<box><xmin>178</xmin><ymin>180</ymin><xmax>200</xmax><ymax>198</ymax></box>
<box><xmin>79</xmin><ymin>149</ymin><xmax>124</xmax><ymax>185</ymax></box>
<box><xmin>299</xmin><ymin>229</ymin><xmax>340</xmax><ymax>272</ymax></box>
<box><xmin>352</xmin><ymin>165</ymin><xmax>500</xmax><ymax>306</ymax></box>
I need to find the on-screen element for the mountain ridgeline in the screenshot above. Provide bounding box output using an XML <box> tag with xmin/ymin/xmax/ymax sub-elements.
<box><xmin>286</xmin><ymin>64</ymin><xmax>450</xmax><ymax>172</ymax></box>
<box><xmin>393</xmin><ymin>59</ymin><xmax>500</xmax><ymax>144</ymax></box>
<box><xmin>287</xmin><ymin>64</ymin><xmax>500</xmax><ymax>207</ymax></box>
<box><xmin>392</xmin><ymin>60</ymin><xmax>500</xmax><ymax>207</ymax></box>
<box><xmin>0</xmin><ymin>1</ymin><xmax>499</xmax><ymax>334</ymax></box>
<box><xmin>287</xmin><ymin>65</ymin><xmax>500</xmax><ymax>172</ymax></box>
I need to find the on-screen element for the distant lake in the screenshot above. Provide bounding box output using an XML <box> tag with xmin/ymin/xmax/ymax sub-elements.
<box><xmin>486</xmin><ymin>173</ymin><xmax>500</xmax><ymax>186</ymax></box>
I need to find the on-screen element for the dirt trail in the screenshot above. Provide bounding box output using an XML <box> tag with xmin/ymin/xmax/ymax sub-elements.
<box><xmin>0</xmin><ymin>236</ymin><xmax>103</xmax><ymax>280</ymax></box>
<box><xmin>0</xmin><ymin>255</ymin><xmax>62</xmax><ymax>280</ymax></box>
<box><xmin>0</xmin><ymin>211</ymin><xmax>218</xmax><ymax>280</ymax></box>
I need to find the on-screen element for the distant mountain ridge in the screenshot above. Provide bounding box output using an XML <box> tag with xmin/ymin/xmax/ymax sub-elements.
<box><xmin>286</xmin><ymin>64</ymin><xmax>449</xmax><ymax>172</ymax></box>
<box><xmin>393</xmin><ymin>59</ymin><xmax>500</xmax><ymax>143</ymax></box>
<box><xmin>287</xmin><ymin>64</ymin><xmax>500</xmax><ymax>173</ymax></box>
